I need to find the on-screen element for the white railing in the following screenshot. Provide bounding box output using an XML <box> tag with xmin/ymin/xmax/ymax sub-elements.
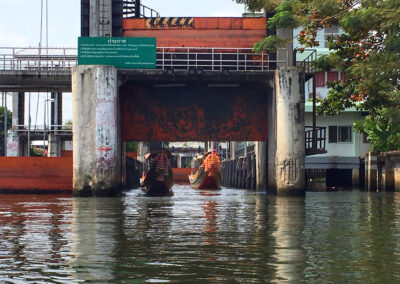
<box><xmin>0</xmin><ymin>46</ymin><xmax>288</xmax><ymax>72</ymax></box>
<box><xmin>157</xmin><ymin>47</ymin><xmax>288</xmax><ymax>71</ymax></box>
<box><xmin>12</xmin><ymin>125</ymin><xmax>73</xmax><ymax>133</ymax></box>
<box><xmin>0</xmin><ymin>47</ymin><xmax>77</xmax><ymax>71</ymax></box>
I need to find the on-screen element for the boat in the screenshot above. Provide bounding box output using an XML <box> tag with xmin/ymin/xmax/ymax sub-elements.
<box><xmin>189</xmin><ymin>150</ymin><xmax>221</xmax><ymax>190</ymax></box>
<box><xmin>140</xmin><ymin>149</ymin><xmax>174</xmax><ymax>196</ymax></box>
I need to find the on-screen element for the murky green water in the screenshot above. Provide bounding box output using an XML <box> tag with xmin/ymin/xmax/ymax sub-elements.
<box><xmin>1</xmin><ymin>187</ymin><xmax>400</xmax><ymax>283</ymax></box>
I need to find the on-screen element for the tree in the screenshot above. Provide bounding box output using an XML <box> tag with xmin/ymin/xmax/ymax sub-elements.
<box><xmin>0</xmin><ymin>106</ymin><xmax>12</xmax><ymax>156</ymax></box>
<box><xmin>235</xmin><ymin>0</ymin><xmax>400</xmax><ymax>152</ymax></box>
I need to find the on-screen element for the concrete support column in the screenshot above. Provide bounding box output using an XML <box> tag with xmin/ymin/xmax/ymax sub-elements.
<box><xmin>255</xmin><ymin>141</ymin><xmax>267</xmax><ymax>190</ymax></box>
<box><xmin>12</xmin><ymin>92</ymin><xmax>24</xmax><ymax>128</ymax></box>
<box><xmin>387</xmin><ymin>152</ymin><xmax>400</xmax><ymax>192</ymax></box>
<box><xmin>270</xmin><ymin>67</ymin><xmax>305</xmax><ymax>196</ymax></box>
<box><xmin>365</xmin><ymin>152</ymin><xmax>378</xmax><ymax>191</ymax></box>
<box><xmin>51</xmin><ymin>92</ymin><xmax>63</xmax><ymax>130</ymax></box>
<box><xmin>7</xmin><ymin>92</ymin><xmax>24</xmax><ymax>157</ymax></box>
<box><xmin>72</xmin><ymin>65</ymin><xmax>121</xmax><ymax>197</ymax></box>
<box><xmin>48</xmin><ymin>134</ymin><xmax>62</xmax><ymax>157</ymax></box>
<box><xmin>6</xmin><ymin>130</ymin><xmax>19</xmax><ymax>157</ymax></box>
<box><xmin>230</xmin><ymin>141</ymin><xmax>238</xmax><ymax>159</ymax></box>
<box><xmin>90</xmin><ymin>0</ymin><xmax>113</xmax><ymax>37</ymax></box>
<box><xmin>137</xmin><ymin>142</ymin><xmax>150</xmax><ymax>163</ymax></box>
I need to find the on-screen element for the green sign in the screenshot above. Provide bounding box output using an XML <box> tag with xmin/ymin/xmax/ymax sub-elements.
<box><xmin>78</xmin><ymin>37</ymin><xmax>156</xmax><ymax>69</ymax></box>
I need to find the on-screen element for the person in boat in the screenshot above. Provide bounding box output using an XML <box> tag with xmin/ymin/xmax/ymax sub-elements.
<box><xmin>141</xmin><ymin>148</ymin><xmax>173</xmax><ymax>196</ymax></box>
<box><xmin>189</xmin><ymin>149</ymin><xmax>221</xmax><ymax>189</ymax></box>
<box><xmin>202</xmin><ymin>149</ymin><xmax>221</xmax><ymax>176</ymax></box>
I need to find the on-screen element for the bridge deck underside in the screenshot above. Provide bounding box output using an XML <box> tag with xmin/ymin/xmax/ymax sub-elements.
<box><xmin>120</xmin><ymin>80</ymin><xmax>271</xmax><ymax>142</ymax></box>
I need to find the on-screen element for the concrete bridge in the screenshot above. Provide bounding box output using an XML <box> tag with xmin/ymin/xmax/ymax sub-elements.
<box><xmin>0</xmin><ymin>0</ymin><xmax>307</xmax><ymax>196</ymax></box>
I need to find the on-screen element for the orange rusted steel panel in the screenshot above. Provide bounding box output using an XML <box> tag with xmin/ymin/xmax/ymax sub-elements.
<box><xmin>242</xmin><ymin>18</ymin><xmax>266</xmax><ymax>30</ymax></box>
<box><xmin>206</xmin><ymin>18</ymin><xmax>219</xmax><ymax>29</ymax></box>
<box><xmin>231</xmin><ymin>18</ymin><xmax>243</xmax><ymax>30</ymax></box>
<box><xmin>0</xmin><ymin>157</ymin><xmax>72</xmax><ymax>193</ymax></box>
<box><xmin>120</xmin><ymin>83</ymin><xmax>268</xmax><ymax>142</ymax></box>
<box><xmin>194</xmin><ymin>17</ymin><xmax>207</xmax><ymax>29</ymax></box>
<box><xmin>218</xmin><ymin>18</ymin><xmax>232</xmax><ymax>29</ymax></box>
<box><xmin>123</xmin><ymin>17</ymin><xmax>265</xmax><ymax>30</ymax></box>
<box><xmin>123</xmin><ymin>29</ymin><xmax>266</xmax><ymax>48</ymax></box>
<box><xmin>173</xmin><ymin>168</ymin><xmax>192</xmax><ymax>183</ymax></box>
<box><xmin>61</xmin><ymin>150</ymin><xmax>73</xmax><ymax>157</ymax></box>
<box><xmin>122</xmin><ymin>18</ymin><xmax>146</xmax><ymax>30</ymax></box>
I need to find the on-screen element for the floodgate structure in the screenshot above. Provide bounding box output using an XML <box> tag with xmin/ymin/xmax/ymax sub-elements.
<box><xmin>0</xmin><ymin>0</ymin><xmax>332</xmax><ymax>196</ymax></box>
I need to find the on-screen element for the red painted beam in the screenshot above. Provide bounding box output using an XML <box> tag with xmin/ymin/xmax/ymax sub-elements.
<box><xmin>0</xmin><ymin>157</ymin><xmax>72</xmax><ymax>192</ymax></box>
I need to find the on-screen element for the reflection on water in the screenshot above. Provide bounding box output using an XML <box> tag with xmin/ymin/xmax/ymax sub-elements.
<box><xmin>1</xmin><ymin>188</ymin><xmax>400</xmax><ymax>283</ymax></box>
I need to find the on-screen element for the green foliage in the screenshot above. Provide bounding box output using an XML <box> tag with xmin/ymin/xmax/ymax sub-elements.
<box><xmin>238</xmin><ymin>0</ymin><xmax>400</xmax><ymax>151</ymax></box>
<box><xmin>63</xmin><ymin>119</ymin><xmax>73</xmax><ymax>130</ymax></box>
<box><xmin>126</xmin><ymin>141</ymin><xmax>138</xmax><ymax>152</ymax></box>
<box><xmin>0</xmin><ymin>107</ymin><xmax>12</xmax><ymax>156</ymax></box>
<box><xmin>234</xmin><ymin>0</ymin><xmax>283</xmax><ymax>12</ymax></box>
<box><xmin>354</xmin><ymin>107</ymin><xmax>400</xmax><ymax>152</ymax></box>
<box><xmin>253</xmin><ymin>35</ymin><xmax>290</xmax><ymax>53</ymax></box>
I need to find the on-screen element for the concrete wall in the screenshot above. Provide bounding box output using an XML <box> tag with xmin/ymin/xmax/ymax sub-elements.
<box><xmin>72</xmin><ymin>65</ymin><xmax>121</xmax><ymax>196</ymax></box>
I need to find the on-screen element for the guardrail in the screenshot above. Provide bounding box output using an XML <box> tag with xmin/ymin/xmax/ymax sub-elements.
<box><xmin>157</xmin><ymin>47</ymin><xmax>288</xmax><ymax>71</ymax></box>
<box><xmin>123</xmin><ymin>0</ymin><xmax>160</xmax><ymax>18</ymax></box>
<box><xmin>0</xmin><ymin>47</ymin><xmax>77</xmax><ymax>71</ymax></box>
<box><xmin>0</xmin><ymin>47</ymin><xmax>288</xmax><ymax>72</ymax></box>
<box><xmin>12</xmin><ymin>125</ymin><xmax>72</xmax><ymax>133</ymax></box>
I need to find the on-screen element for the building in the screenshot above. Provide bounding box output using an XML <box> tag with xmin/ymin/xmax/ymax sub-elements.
<box><xmin>294</xmin><ymin>27</ymin><xmax>372</xmax><ymax>188</ymax></box>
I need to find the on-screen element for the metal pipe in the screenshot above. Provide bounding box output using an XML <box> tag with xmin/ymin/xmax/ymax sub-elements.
<box><xmin>4</xmin><ymin>92</ymin><xmax>7</xmax><ymax>156</ymax></box>
<box><xmin>43</xmin><ymin>95</ymin><xmax>46</xmax><ymax>156</ymax></box>
<box><xmin>28</xmin><ymin>92</ymin><xmax>31</xmax><ymax>157</ymax></box>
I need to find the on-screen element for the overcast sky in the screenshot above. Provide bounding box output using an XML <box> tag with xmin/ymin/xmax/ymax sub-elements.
<box><xmin>0</xmin><ymin>0</ymin><xmax>245</xmax><ymax>47</ymax></box>
<box><xmin>0</xmin><ymin>0</ymin><xmax>245</xmax><ymax>125</ymax></box>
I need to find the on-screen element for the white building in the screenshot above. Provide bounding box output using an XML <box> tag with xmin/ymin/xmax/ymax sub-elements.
<box><xmin>294</xmin><ymin>27</ymin><xmax>372</xmax><ymax>187</ymax></box>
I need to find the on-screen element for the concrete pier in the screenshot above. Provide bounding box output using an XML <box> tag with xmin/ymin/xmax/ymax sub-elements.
<box><xmin>365</xmin><ymin>152</ymin><xmax>378</xmax><ymax>191</ymax></box>
<box><xmin>269</xmin><ymin>67</ymin><xmax>305</xmax><ymax>196</ymax></box>
<box><xmin>6</xmin><ymin>92</ymin><xmax>24</xmax><ymax>157</ymax></box>
<box><xmin>72</xmin><ymin>65</ymin><xmax>121</xmax><ymax>196</ymax></box>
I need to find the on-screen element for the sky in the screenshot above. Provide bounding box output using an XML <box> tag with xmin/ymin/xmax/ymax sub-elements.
<box><xmin>0</xmin><ymin>0</ymin><xmax>245</xmax><ymax>125</ymax></box>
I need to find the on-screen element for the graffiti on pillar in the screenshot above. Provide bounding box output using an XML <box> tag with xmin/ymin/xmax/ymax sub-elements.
<box><xmin>96</xmin><ymin>94</ymin><xmax>117</xmax><ymax>181</ymax></box>
<box><xmin>279</xmin><ymin>157</ymin><xmax>298</xmax><ymax>184</ymax></box>
<box><xmin>7</xmin><ymin>131</ymin><xmax>19</xmax><ymax>157</ymax></box>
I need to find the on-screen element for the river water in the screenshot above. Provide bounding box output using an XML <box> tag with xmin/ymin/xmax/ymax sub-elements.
<box><xmin>1</xmin><ymin>186</ymin><xmax>400</xmax><ymax>283</ymax></box>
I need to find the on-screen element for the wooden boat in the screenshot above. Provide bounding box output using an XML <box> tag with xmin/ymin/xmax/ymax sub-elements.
<box><xmin>189</xmin><ymin>151</ymin><xmax>221</xmax><ymax>190</ymax></box>
<box><xmin>140</xmin><ymin>149</ymin><xmax>174</xmax><ymax>196</ymax></box>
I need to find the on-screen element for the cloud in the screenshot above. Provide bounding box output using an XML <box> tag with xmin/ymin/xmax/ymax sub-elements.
<box><xmin>0</xmin><ymin>25</ymin><xmax>28</xmax><ymax>47</ymax></box>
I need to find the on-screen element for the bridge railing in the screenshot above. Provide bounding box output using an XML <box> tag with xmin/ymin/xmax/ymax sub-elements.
<box><xmin>0</xmin><ymin>47</ymin><xmax>77</xmax><ymax>71</ymax></box>
<box><xmin>12</xmin><ymin>125</ymin><xmax>73</xmax><ymax>134</ymax></box>
<box><xmin>157</xmin><ymin>47</ymin><xmax>288</xmax><ymax>71</ymax></box>
<box><xmin>0</xmin><ymin>46</ymin><xmax>288</xmax><ymax>72</ymax></box>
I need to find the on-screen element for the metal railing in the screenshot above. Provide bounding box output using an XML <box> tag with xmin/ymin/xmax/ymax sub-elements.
<box><xmin>234</xmin><ymin>144</ymin><xmax>255</xmax><ymax>157</ymax></box>
<box><xmin>294</xmin><ymin>48</ymin><xmax>318</xmax><ymax>74</ymax></box>
<box><xmin>305</xmin><ymin>126</ymin><xmax>327</xmax><ymax>154</ymax></box>
<box><xmin>12</xmin><ymin>125</ymin><xmax>72</xmax><ymax>134</ymax></box>
<box><xmin>0</xmin><ymin>47</ymin><xmax>77</xmax><ymax>71</ymax></box>
<box><xmin>157</xmin><ymin>47</ymin><xmax>288</xmax><ymax>71</ymax></box>
<box><xmin>0</xmin><ymin>46</ymin><xmax>288</xmax><ymax>72</ymax></box>
<box><xmin>123</xmin><ymin>0</ymin><xmax>160</xmax><ymax>18</ymax></box>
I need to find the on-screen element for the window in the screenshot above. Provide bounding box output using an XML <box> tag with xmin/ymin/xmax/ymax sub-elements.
<box><xmin>327</xmin><ymin>72</ymin><xmax>339</xmax><ymax>83</ymax></box>
<box><xmin>315</xmin><ymin>72</ymin><xmax>325</xmax><ymax>87</ymax></box>
<box><xmin>329</xmin><ymin>126</ymin><xmax>352</xmax><ymax>143</ymax></box>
